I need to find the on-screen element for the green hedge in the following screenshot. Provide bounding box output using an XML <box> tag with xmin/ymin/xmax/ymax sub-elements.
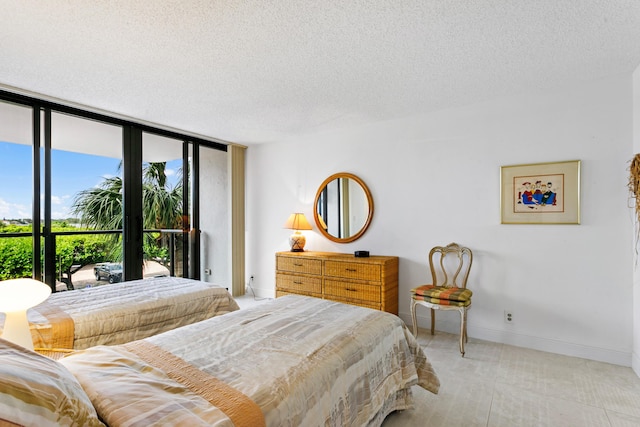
<box><xmin>0</xmin><ymin>236</ymin><xmax>33</xmax><ymax>280</ymax></box>
<box><xmin>1</xmin><ymin>224</ymin><xmax>170</xmax><ymax>281</ymax></box>
<box><xmin>0</xmin><ymin>223</ymin><xmax>117</xmax><ymax>280</ymax></box>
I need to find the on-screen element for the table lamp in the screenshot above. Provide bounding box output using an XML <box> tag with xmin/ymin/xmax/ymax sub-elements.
<box><xmin>0</xmin><ymin>278</ymin><xmax>51</xmax><ymax>350</ymax></box>
<box><xmin>284</xmin><ymin>213</ymin><xmax>312</xmax><ymax>252</ymax></box>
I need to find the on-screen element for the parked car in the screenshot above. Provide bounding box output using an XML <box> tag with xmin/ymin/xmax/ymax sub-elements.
<box><xmin>94</xmin><ymin>263</ymin><xmax>123</xmax><ymax>284</ymax></box>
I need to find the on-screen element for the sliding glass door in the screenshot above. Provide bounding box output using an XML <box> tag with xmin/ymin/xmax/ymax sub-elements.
<box><xmin>142</xmin><ymin>132</ymin><xmax>189</xmax><ymax>279</ymax></box>
<box><xmin>0</xmin><ymin>100</ymin><xmax>35</xmax><ymax>281</ymax></box>
<box><xmin>49</xmin><ymin>112</ymin><xmax>123</xmax><ymax>290</ymax></box>
<box><xmin>0</xmin><ymin>90</ymin><xmax>229</xmax><ymax>292</ymax></box>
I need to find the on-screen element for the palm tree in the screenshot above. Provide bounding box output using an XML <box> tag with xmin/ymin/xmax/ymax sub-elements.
<box><xmin>142</xmin><ymin>162</ymin><xmax>183</xmax><ymax>231</ymax></box>
<box><xmin>71</xmin><ymin>162</ymin><xmax>183</xmax><ymax>261</ymax></box>
<box><xmin>71</xmin><ymin>175</ymin><xmax>124</xmax><ymax>231</ymax></box>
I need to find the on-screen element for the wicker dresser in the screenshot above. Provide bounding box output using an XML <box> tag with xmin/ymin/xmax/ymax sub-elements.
<box><xmin>275</xmin><ymin>251</ymin><xmax>399</xmax><ymax>314</ymax></box>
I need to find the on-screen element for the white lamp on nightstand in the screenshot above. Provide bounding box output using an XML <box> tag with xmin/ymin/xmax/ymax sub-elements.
<box><xmin>0</xmin><ymin>278</ymin><xmax>51</xmax><ymax>350</ymax></box>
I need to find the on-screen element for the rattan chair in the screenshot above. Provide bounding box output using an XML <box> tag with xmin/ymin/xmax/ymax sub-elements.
<box><xmin>410</xmin><ymin>243</ymin><xmax>473</xmax><ymax>356</ymax></box>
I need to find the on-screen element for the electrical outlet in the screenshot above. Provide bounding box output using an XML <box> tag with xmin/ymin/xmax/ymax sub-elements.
<box><xmin>504</xmin><ymin>310</ymin><xmax>514</xmax><ymax>324</ymax></box>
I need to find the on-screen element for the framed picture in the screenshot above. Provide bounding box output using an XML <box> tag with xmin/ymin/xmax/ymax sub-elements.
<box><xmin>500</xmin><ymin>160</ymin><xmax>580</xmax><ymax>224</ymax></box>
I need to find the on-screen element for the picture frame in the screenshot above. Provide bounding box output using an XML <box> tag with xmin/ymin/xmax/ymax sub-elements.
<box><xmin>500</xmin><ymin>160</ymin><xmax>580</xmax><ymax>224</ymax></box>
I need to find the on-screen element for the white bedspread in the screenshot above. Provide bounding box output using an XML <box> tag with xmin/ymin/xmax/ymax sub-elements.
<box><xmin>61</xmin><ymin>295</ymin><xmax>439</xmax><ymax>427</ymax></box>
<box><xmin>0</xmin><ymin>276</ymin><xmax>239</xmax><ymax>349</ymax></box>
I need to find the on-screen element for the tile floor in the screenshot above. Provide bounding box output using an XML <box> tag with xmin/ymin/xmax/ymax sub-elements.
<box><xmin>234</xmin><ymin>296</ymin><xmax>640</xmax><ymax>426</ymax></box>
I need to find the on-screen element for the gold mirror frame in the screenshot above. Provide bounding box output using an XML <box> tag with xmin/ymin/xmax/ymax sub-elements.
<box><xmin>313</xmin><ymin>172</ymin><xmax>374</xmax><ymax>243</ymax></box>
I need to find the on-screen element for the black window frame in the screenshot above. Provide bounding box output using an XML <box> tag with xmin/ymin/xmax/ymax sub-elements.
<box><xmin>0</xmin><ymin>89</ymin><xmax>226</xmax><ymax>291</ymax></box>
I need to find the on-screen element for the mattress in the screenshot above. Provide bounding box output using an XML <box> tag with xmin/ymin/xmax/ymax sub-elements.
<box><xmin>60</xmin><ymin>295</ymin><xmax>440</xmax><ymax>426</ymax></box>
<box><xmin>0</xmin><ymin>276</ymin><xmax>239</xmax><ymax>350</ymax></box>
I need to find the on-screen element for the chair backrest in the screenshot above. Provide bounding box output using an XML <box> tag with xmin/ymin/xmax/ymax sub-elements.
<box><xmin>428</xmin><ymin>243</ymin><xmax>473</xmax><ymax>289</ymax></box>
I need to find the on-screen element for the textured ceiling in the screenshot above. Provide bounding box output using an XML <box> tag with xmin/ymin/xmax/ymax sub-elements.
<box><xmin>1</xmin><ymin>1</ymin><xmax>640</xmax><ymax>145</ymax></box>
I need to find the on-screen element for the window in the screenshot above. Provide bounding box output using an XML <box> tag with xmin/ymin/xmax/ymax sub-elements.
<box><xmin>142</xmin><ymin>132</ymin><xmax>188</xmax><ymax>279</ymax></box>
<box><xmin>0</xmin><ymin>100</ymin><xmax>34</xmax><ymax>281</ymax></box>
<box><xmin>0</xmin><ymin>90</ymin><xmax>229</xmax><ymax>292</ymax></box>
<box><xmin>49</xmin><ymin>112</ymin><xmax>123</xmax><ymax>290</ymax></box>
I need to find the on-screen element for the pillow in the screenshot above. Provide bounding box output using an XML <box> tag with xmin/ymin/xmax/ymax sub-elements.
<box><xmin>0</xmin><ymin>338</ymin><xmax>104</xmax><ymax>427</ymax></box>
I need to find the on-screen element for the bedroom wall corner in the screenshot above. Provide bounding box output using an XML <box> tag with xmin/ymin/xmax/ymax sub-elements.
<box><xmin>632</xmin><ymin>63</ymin><xmax>640</xmax><ymax>378</ymax></box>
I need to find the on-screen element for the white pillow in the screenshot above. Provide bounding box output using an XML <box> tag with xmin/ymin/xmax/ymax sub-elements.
<box><xmin>0</xmin><ymin>338</ymin><xmax>104</xmax><ymax>427</ymax></box>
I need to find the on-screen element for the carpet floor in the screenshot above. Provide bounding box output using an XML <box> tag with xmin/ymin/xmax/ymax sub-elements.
<box><xmin>382</xmin><ymin>331</ymin><xmax>640</xmax><ymax>427</ymax></box>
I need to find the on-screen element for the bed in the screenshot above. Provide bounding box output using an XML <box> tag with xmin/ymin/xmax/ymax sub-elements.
<box><xmin>0</xmin><ymin>276</ymin><xmax>239</xmax><ymax>350</ymax></box>
<box><xmin>0</xmin><ymin>295</ymin><xmax>440</xmax><ymax>427</ymax></box>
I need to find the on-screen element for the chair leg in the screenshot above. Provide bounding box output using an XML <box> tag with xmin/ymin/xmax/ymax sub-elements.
<box><xmin>464</xmin><ymin>309</ymin><xmax>469</xmax><ymax>343</ymax></box>
<box><xmin>459</xmin><ymin>308</ymin><xmax>466</xmax><ymax>357</ymax></box>
<box><xmin>430</xmin><ymin>308</ymin><xmax>435</xmax><ymax>335</ymax></box>
<box><xmin>411</xmin><ymin>299</ymin><xmax>418</xmax><ymax>337</ymax></box>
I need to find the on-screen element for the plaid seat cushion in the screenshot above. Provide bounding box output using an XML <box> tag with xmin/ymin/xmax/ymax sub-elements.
<box><xmin>411</xmin><ymin>285</ymin><xmax>472</xmax><ymax>302</ymax></box>
<box><xmin>411</xmin><ymin>294</ymin><xmax>471</xmax><ymax>307</ymax></box>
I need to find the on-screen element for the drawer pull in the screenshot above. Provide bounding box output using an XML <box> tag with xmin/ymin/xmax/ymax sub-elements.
<box><xmin>293</xmin><ymin>281</ymin><xmax>303</xmax><ymax>285</ymax></box>
<box><xmin>294</xmin><ymin>263</ymin><xmax>303</xmax><ymax>267</ymax></box>
<box><xmin>345</xmin><ymin>268</ymin><xmax>357</xmax><ymax>272</ymax></box>
<box><xmin>345</xmin><ymin>287</ymin><xmax>357</xmax><ymax>292</ymax></box>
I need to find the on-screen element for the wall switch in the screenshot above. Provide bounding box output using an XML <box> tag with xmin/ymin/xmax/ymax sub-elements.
<box><xmin>204</xmin><ymin>268</ymin><xmax>211</xmax><ymax>275</ymax></box>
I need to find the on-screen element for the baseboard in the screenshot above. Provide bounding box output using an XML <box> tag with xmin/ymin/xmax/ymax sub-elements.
<box><xmin>633</xmin><ymin>351</ymin><xmax>640</xmax><ymax>378</ymax></box>
<box><xmin>399</xmin><ymin>311</ymin><xmax>632</xmax><ymax>367</ymax></box>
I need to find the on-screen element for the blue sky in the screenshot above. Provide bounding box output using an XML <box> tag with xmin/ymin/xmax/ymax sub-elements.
<box><xmin>0</xmin><ymin>141</ymin><xmax>180</xmax><ymax>220</ymax></box>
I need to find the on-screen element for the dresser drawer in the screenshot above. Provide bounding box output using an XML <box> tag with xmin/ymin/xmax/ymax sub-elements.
<box><xmin>324</xmin><ymin>260</ymin><xmax>381</xmax><ymax>281</ymax></box>
<box><xmin>276</xmin><ymin>289</ymin><xmax>322</xmax><ymax>299</ymax></box>
<box><xmin>324</xmin><ymin>279</ymin><xmax>381</xmax><ymax>303</ymax></box>
<box><xmin>277</xmin><ymin>256</ymin><xmax>323</xmax><ymax>275</ymax></box>
<box><xmin>276</xmin><ymin>273</ymin><xmax>322</xmax><ymax>294</ymax></box>
<box><xmin>329</xmin><ymin>296</ymin><xmax>380</xmax><ymax>311</ymax></box>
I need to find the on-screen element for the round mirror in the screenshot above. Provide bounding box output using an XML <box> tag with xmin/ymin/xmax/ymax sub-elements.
<box><xmin>313</xmin><ymin>172</ymin><xmax>373</xmax><ymax>243</ymax></box>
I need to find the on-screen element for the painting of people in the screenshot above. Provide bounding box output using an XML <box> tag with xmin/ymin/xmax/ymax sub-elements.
<box><xmin>500</xmin><ymin>160</ymin><xmax>580</xmax><ymax>224</ymax></box>
<box><xmin>514</xmin><ymin>174</ymin><xmax>563</xmax><ymax>213</ymax></box>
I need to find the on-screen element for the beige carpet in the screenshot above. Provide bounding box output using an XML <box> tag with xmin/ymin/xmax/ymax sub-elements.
<box><xmin>382</xmin><ymin>331</ymin><xmax>640</xmax><ymax>427</ymax></box>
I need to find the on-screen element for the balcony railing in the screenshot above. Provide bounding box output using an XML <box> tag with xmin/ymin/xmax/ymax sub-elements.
<box><xmin>0</xmin><ymin>228</ymin><xmax>187</xmax><ymax>291</ymax></box>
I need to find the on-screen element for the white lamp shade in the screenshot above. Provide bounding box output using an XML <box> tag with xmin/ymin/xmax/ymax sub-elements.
<box><xmin>0</xmin><ymin>278</ymin><xmax>51</xmax><ymax>350</ymax></box>
<box><xmin>283</xmin><ymin>213</ymin><xmax>313</xmax><ymax>231</ymax></box>
<box><xmin>0</xmin><ymin>278</ymin><xmax>51</xmax><ymax>312</ymax></box>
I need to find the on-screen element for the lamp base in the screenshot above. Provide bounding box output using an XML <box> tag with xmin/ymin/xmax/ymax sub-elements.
<box><xmin>1</xmin><ymin>310</ymin><xmax>34</xmax><ymax>350</ymax></box>
<box><xmin>289</xmin><ymin>231</ymin><xmax>307</xmax><ymax>252</ymax></box>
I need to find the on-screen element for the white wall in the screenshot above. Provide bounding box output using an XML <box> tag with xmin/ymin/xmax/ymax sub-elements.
<box><xmin>246</xmin><ymin>74</ymin><xmax>634</xmax><ymax>366</ymax></box>
<box><xmin>633</xmin><ymin>65</ymin><xmax>640</xmax><ymax>376</ymax></box>
<box><xmin>199</xmin><ymin>146</ymin><xmax>229</xmax><ymax>287</ymax></box>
